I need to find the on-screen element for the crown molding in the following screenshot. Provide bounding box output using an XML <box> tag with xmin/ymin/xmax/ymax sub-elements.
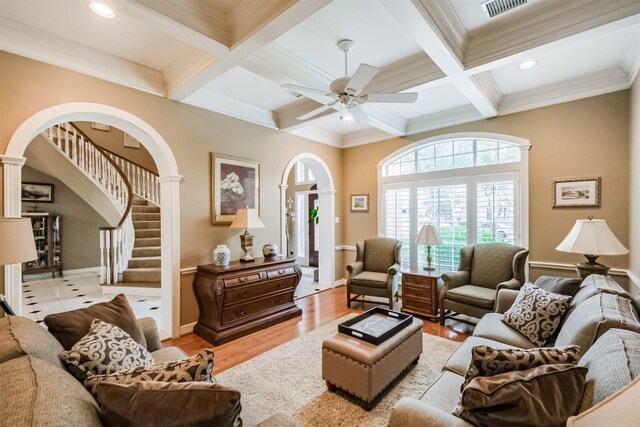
<box><xmin>342</xmin><ymin>128</ymin><xmax>394</xmax><ymax>148</ymax></box>
<box><xmin>498</xmin><ymin>67</ymin><xmax>631</xmax><ymax>116</ymax></box>
<box><xmin>163</xmin><ymin>50</ymin><xmax>217</xmax><ymax>97</ymax></box>
<box><xmin>363</xmin><ymin>104</ymin><xmax>408</xmax><ymax>136</ymax></box>
<box><xmin>622</xmin><ymin>24</ymin><xmax>640</xmax><ymax>83</ymax></box>
<box><xmin>0</xmin><ymin>18</ymin><xmax>166</xmax><ymax>96</ymax></box>
<box><xmin>415</xmin><ymin>0</ymin><xmax>468</xmax><ymax>60</ymax></box>
<box><xmin>405</xmin><ymin>104</ymin><xmax>483</xmax><ymax>135</ymax></box>
<box><xmin>288</xmin><ymin>126</ymin><xmax>342</xmax><ymax>148</ymax></box>
<box><xmin>473</xmin><ymin>71</ymin><xmax>503</xmax><ymax>108</ymax></box>
<box><xmin>183</xmin><ymin>89</ymin><xmax>278</xmax><ymax>129</ymax></box>
<box><xmin>464</xmin><ymin>0</ymin><xmax>640</xmax><ymax>70</ymax></box>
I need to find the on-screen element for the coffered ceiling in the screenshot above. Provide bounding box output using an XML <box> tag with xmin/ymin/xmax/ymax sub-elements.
<box><xmin>1</xmin><ymin>0</ymin><xmax>639</xmax><ymax>148</ymax></box>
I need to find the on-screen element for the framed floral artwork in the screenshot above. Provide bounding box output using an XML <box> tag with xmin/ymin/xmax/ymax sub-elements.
<box><xmin>211</xmin><ymin>153</ymin><xmax>260</xmax><ymax>224</ymax></box>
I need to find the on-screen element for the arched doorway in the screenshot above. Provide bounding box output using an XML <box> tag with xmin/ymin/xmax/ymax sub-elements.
<box><xmin>280</xmin><ymin>154</ymin><xmax>336</xmax><ymax>286</ymax></box>
<box><xmin>1</xmin><ymin>103</ymin><xmax>182</xmax><ymax>337</ymax></box>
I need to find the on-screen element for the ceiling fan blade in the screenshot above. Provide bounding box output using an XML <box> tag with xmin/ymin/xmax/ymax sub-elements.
<box><xmin>349</xmin><ymin>105</ymin><xmax>369</xmax><ymax>124</ymax></box>
<box><xmin>297</xmin><ymin>103</ymin><xmax>335</xmax><ymax>121</ymax></box>
<box><xmin>346</xmin><ymin>64</ymin><xmax>379</xmax><ymax>95</ymax></box>
<box><xmin>365</xmin><ymin>92</ymin><xmax>418</xmax><ymax>103</ymax></box>
<box><xmin>282</xmin><ymin>83</ymin><xmax>331</xmax><ymax>98</ymax></box>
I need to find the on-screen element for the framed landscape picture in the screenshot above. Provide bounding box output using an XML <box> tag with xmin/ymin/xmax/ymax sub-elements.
<box><xmin>211</xmin><ymin>153</ymin><xmax>260</xmax><ymax>224</ymax></box>
<box><xmin>553</xmin><ymin>177</ymin><xmax>601</xmax><ymax>208</ymax></box>
<box><xmin>22</xmin><ymin>182</ymin><xmax>54</xmax><ymax>203</ymax></box>
<box><xmin>350</xmin><ymin>193</ymin><xmax>369</xmax><ymax>213</ymax></box>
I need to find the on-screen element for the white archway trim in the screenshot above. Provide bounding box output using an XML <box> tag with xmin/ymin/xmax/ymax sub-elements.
<box><xmin>280</xmin><ymin>153</ymin><xmax>336</xmax><ymax>287</ymax></box>
<box><xmin>3</xmin><ymin>103</ymin><xmax>182</xmax><ymax>337</ymax></box>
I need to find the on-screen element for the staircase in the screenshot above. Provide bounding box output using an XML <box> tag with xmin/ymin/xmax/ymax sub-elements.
<box><xmin>124</xmin><ymin>197</ymin><xmax>161</xmax><ymax>285</ymax></box>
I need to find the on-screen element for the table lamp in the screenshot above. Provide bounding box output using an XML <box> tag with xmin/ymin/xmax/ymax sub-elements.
<box><xmin>230</xmin><ymin>208</ymin><xmax>265</xmax><ymax>262</ymax></box>
<box><xmin>555</xmin><ymin>216</ymin><xmax>628</xmax><ymax>279</ymax></box>
<box><xmin>416</xmin><ymin>224</ymin><xmax>442</xmax><ymax>271</ymax></box>
<box><xmin>566</xmin><ymin>377</ymin><xmax>639</xmax><ymax>427</ymax></box>
<box><xmin>0</xmin><ymin>217</ymin><xmax>38</xmax><ymax>315</ymax></box>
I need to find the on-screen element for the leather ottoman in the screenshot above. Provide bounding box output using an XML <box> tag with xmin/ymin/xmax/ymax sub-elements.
<box><xmin>322</xmin><ymin>317</ymin><xmax>423</xmax><ymax>409</ymax></box>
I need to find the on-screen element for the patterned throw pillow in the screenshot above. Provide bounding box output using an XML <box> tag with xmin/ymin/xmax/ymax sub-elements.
<box><xmin>84</xmin><ymin>348</ymin><xmax>215</xmax><ymax>397</ymax></box>
<box><xmin>61</xmin><ymin>320</ymin><xmax>153</xmax><ymax>381</ymax></box>
<box><xmin>501</xmin><ymin>282</ymin><xmax>573</xmax><ymax>346</ymax></box>
<box><xmin>461</xmin><ymin>344</ymin><xmax>581</xmax><ymax>391</ymax></box>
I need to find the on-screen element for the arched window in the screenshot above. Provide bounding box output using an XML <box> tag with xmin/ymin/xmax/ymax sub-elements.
<box><xmin>378</xmin><ymin>133</ymin><xmax>530</xmax><ymax>271</ymax></box>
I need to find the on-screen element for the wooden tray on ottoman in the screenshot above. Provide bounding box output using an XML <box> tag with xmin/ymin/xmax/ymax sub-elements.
<box><xmin>338</xmin><ymin>307</ymin><xmax>413</xmax><ymax>345</ymax></box>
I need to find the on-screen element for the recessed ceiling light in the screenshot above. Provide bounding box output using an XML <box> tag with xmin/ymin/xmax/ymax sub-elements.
<box><xmin>519</xmin><ymin>60</ymin><xmax>537</xmax><ymax>70</ymax></box>
<box><xmin>89</xmin><ymin>2</ymin><xmax>116</xmax><ymax>19</ymax></box>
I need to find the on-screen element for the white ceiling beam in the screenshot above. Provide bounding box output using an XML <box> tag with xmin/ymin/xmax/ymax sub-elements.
<box><xmin>0</xmin><ymin>18</ymin><xmax>166</xmax><ymax>96</ymax></box>
<box><xmin>382</xmin><ymin>0</ymin><xmax>498</xmax><ymax>118</ymax></box>
<box><xmin>498</xmin><ymin>67</ymin><xmax>631</xmax><ymax>116</ymax></box>
<box><xmin>167</xmin><ymin>0</ymin><xmax>333</xmax><ymax>101</ymax></box>
<box><xmin>464</xmin><ymin>0</ymin><xmax>640</xmax><ymax>70</ymax></box>
<box><xmin>406</xmin><ymin>105</ymin><xmax>483</xmax><ymax>135</ymax></box>
<box><xmin>119</xmin><ymin>0</ymin><xmax>231</xmax><ymax>58</ymax></box>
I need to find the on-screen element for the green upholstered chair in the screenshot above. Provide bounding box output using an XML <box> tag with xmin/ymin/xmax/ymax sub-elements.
<box><xmin>346</xmin><ymin>237</ymin><xmax>402</xmax><ymax>310</ymax></box>
<box><xmin>439</xmin><ymin>243</ymin><xmax>529</xmax><ymax>325</ymax></box>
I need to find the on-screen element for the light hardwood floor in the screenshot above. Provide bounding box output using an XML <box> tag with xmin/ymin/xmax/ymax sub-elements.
<box><xmin>165</xmin><ymin>286</ymin><xmax>471</xmax><ymax>374</ymax></box>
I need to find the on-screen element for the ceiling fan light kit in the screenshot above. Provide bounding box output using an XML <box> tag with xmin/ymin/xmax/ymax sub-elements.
<box><xmin>282</xmin><ymin>39</ymin><xmax>418</xmax><ymax>123</ymax></box>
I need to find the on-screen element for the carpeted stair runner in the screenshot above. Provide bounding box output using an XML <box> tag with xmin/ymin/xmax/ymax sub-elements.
<box><xmin>122</xmin><ymin>197</ymin><xmax>161</xmax><ymax>285</ymax></box>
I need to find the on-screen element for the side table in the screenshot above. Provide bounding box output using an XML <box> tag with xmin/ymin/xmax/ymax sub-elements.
<box><xmin>401</xmin><ymin>267</ymin><xmax>444</xmax><ymax>321</ymax></box>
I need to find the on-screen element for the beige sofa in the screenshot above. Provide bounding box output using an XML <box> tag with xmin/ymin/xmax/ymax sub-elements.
<box><xmin>0</xmin><ymin>315</ymin><xmax>296</xmax><ymax>427</ymax></box>
<box><xmin>389</xmin><ymin>275</ymin><xmax>640</xmax><ymax>426</ymax></box>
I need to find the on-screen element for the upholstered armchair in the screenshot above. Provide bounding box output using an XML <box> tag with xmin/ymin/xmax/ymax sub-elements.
<box><xmin>439</xmin><ymin>243</ymin><xmax>529</xmax><ymax>325</ymax></box>
<box><xmin>346</xmin><ymin>237</ymin><xmax>402</xmax><ymax>310</ymax></box>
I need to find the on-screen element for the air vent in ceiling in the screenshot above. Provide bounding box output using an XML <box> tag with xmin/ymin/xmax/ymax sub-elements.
<box><xmin>481</xmin><ymin>0</ymin><xmax>527</xmax><ymax>18</ymax></box>
<box><xmin>287</xmin><ymin>90</ymin><xmax>303</xmax><ymax>98</ymax></box>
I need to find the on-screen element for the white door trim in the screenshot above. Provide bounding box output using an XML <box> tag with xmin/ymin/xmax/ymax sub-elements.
<box><xmin>2</xmin><ymin>102</ymin><xmax>182</xmax><ymax>337</ymax></box>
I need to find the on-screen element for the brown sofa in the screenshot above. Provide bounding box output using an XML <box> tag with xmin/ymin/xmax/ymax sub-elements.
<box><xmin>0</xmin><ymin>315</ymin><xmax>297</xmax><ymax>427</ymax></box>
<box><xmin>389</xmin><ymin>275</ymin><xmax>640</xmax><ymax>426</ymax></box>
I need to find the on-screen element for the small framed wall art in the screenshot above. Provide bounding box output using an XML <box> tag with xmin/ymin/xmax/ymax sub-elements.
<box><xmin>211</xmin><ymin>153</ymin><xmax>261</xmax><ymax>225</ymax></box>
<box><xmin>90</xmin><ymin>122</ymin><xmax>110</xmax><ymax>132</ymax></box>
<box><xmin>553</xmin><ymin>177</ymin><xmax>601</xmax><ymax>208</ymax></box>
<box><xmin>123</xmin><ymin>133</ymin><xmax>141</xmax><ymax>149</ymax></box>
<box><xmin>21</xmin><ymin>182</ymin><xmax>54</xmax><ymax>203</ymax></box>
<box><xmin>350</xmin><ymin>193</ymin><xmax>369</xmax><ymax>213</ymax></box>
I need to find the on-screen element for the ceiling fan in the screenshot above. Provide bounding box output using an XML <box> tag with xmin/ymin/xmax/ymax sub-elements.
<box><xmin>282</xmin><ymin>39</ymin><xmax>418</xmax><ymax>122</ymax></box>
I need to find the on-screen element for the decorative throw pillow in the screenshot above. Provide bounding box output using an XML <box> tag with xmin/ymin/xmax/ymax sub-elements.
<box><xmin>84</xmin><ymin>348</ymin><xmax>215</xmax><ymax>397</ymax></box>
<box><xmin>461</xmin><ymin>344</ymin><xmax>581</xmax><ymax>391</ymax></box>
<box><xmin>454</xmin><ymin>364</ymin><xmax>588</xmax><ymax>427</ymax></box>
<box><xmin>96</xmin><ymin>381</ymin><xmax>242</xmax><ymax>427</ymax></box>
<box><xmin>534</xmin><ymin>275</ymin><xmax>581</xmax><ymax>297</ymax></box>
<box><xmin>61</xmin><ymin>320</ymin><xmax>154</xmax><ymax>381</ymax></box>
<box><xmin>501</xmin><ymin>282</ymin><xmax>572</xmax><ymax>346</ymax></box>
<box><xmin>44</xmin><ymin>294</ymin><xmax>147</xmax><ymax>350</ymax></box>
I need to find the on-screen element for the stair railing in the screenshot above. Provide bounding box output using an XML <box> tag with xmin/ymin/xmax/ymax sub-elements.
<box><xmin>103</xmin><ymin>149</ymin><xmax>160</xmax><ymax>206</ymax></box>
<box><xmin>41</xmin><ymin>122</ymin><xmax>134</xmax><ymax>285</ymax></box>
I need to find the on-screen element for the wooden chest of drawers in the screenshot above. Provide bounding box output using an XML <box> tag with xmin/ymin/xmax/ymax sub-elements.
<box><xmin>193</xmin><ymin>257</ymin><xmax>302</xmax><ymax>345</ymax></box>
<box><xmin>401</xmin><ymin>267</ymin><xmax>444</xmax><ymax>321</ymax></box>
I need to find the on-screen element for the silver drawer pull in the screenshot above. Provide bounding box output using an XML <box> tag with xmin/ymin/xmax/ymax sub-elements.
<box><xmin>240</xmin><ymin>292</ymin><xmax>248</xmax><ymax>298</ymax></box>
<box><xmin>278</xmin><ymin>269</ymin><xmax>285</xmax><ymax>275</ymax></box>
<box><xmin>239</xmin><ymin>277</ymin><xmax>247</xmax><ymax>282</ymax></box>
<box><xmin>235</xmin><ymin>309</ymin><xmax>245</xmax><ymax>315</ymax></box>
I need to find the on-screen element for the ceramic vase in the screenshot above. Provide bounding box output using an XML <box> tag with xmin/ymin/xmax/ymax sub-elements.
<box><xmin>262</xmin><ymin>242</ymin><xmax>278</xmax><ymax>257</ymax></box>
<box><xmin>213</xmin><ymin>245</ymin><xmax>231</xmax><ymax>266</ymax></box>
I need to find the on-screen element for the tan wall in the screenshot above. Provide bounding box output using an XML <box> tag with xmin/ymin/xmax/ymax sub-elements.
<box><xmin>21</xmin><ymin>166</ymin><xmax>108</xmax><ymax>271</ymax></box>
<box><xmin>630</xmin><ymin>77</ymin><xmax>640</xmax><ymax>281</ymax></box>
<box><xmin>75</xmin><ymin>122</ymin><xmax>158</xmax><ymax>174</ymax></box>
<box><xmin>342</xmin><ymin>91</ymin><xmax>631</xmax><ymax>272</ymax></box>
<box><xmin>0</xmin><ymin>52</ymin><xmax>344</xmax><ymax>326</ymax></box>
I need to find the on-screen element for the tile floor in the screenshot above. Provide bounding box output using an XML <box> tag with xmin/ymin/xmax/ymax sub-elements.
<box><xmin>21</xmin><ymin>271</ymin><xmax>162</xmax><ymax>329</ymax></box>
<box><xmin>295</xmin><ymin>266</ymin><xmax>330</xmax><ymax>299</ymax></box>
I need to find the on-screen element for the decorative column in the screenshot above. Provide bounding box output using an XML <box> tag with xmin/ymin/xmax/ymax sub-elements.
<box><xmin>317</xmin><ymin>189</ymin><xmax>336</xmax><ymax>287</ymax></box>
<box><xmin>279</xmin><ymin>184</ymin><xmax>288</xmax><ymax>258</ymax></box>
<box><xmin>159</xmin><ymin>174</ymin><xmax>182</xmax><ymax>338</ymax></box>
<box><xmin>1</xmin><ymin>155</ymin><xmax>27</xmax><ymax>312</ymax></box>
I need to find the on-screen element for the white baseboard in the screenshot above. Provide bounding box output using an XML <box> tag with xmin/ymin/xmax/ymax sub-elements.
<box><xmin>102</xmin><ymin>285</ymin><xmax>161</xmax><ymax>297</ymax></box>
<box><xmin>180</xmin><ymin>322</ymin><xmax>196</xmax><ymax>335</ymax></box>
<box><xmin>334</xmin><ymin>278</ymin><xmax>346</xmax><ymax>287</ymax></box>
<box><xmin>180</xmin><ymin>267</ymin><xmax>197</xmax><ymax>275</ymax></box>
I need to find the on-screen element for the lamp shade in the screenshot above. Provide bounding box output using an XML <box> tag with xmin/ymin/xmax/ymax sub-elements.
<box><xmin>229</xmin><ymin>208</ymin><xmax>265</xmax><ymax>230</ymax></box>
<box><xmin>555</xmin><ymin>219</ymin><xmax>628</xmax><ymax>255</ymax></box>
<box><xmin>415</xmin><ymin>224</ymin><xmax>443</xmax><ymax>245</ymax></box>
<box><xmin>0</xmin><ymin>217</ymin><xmax>37</xmax><ymax>265</ymax></box>
<box><xmin>567</xmin><ymin>377</ymin><xmax>640</xmax><ymax>427</ymax></box>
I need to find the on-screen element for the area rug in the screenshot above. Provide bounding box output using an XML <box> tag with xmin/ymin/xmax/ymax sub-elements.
<box><xmin>216</xmin><ymin>315</ymin><xmax>460</xmax><ymax>427</ymax></box>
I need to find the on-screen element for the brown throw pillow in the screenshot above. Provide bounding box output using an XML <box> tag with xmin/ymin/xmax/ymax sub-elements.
<box><xmin>534</xmin><ymin>276</ymin><xmax>581</xmax><ymax>297</ymax></box>
<box><xmin>84</xmin><ymin>349</ymin><xmax>214</xmax><ymax>397</ymax></box>
<box><xmin>44</xmin><ymin>294</ymin><xmax>146</xmax><ymax>350</ymax></box>
<box><xmin>454</xmin><ymin>364</ymin><xmax>588</xmax><ymax>427</ymax></box>
<box><xmin>461</xmin><ymin>345</ymin><xmax>581</xmax><ymax>391</ymax></box>
<box><xmin>96</xmin><ymin>381</ymin><xmax>241</xmax><ymax>427</ymax></box>
<box><xmin>61</xmin><ymin>320</ymin><xmax>154</xmax><ymax>381</ymax></box>
<box><xmin>501</xmin><ymin>282</ymin><xmax>572</xmax><ymax>346</ymax></box>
